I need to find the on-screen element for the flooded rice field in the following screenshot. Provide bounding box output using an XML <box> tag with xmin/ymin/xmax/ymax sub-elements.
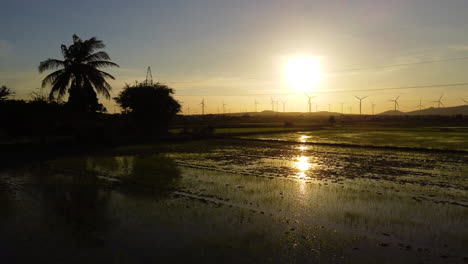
<box><xmin>1</xmin><ymin>138</ymin><xmax>467</xmax><ymax>263</ymax></box>
<box><xmin>240</xmin><ymin>127</ymin><xmax>468</xmax><ymax>151</ymax></box>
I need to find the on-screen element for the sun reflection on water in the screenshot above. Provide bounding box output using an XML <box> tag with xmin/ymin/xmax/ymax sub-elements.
<box><xmin>293</xmin><ymin>155</ymin><xmax>314</xmax><ymax>196</ymax></box>
<box><xmin>297</xmin><ymin>145</ymin><xmax>308</xmax><ymax>151</ymax></box>
<box><xmin>299</xmin><ymin>135</ymin><xmax>310</xmax><ymax>143</ymax></box>
<box><xmin>294</xmin><ymin>156</ymin><xmax>312</xmax><ymax>179</ymax></box>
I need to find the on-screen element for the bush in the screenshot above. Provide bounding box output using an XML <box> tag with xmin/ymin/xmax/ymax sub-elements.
<box><xmin>114</xmin><ymin>82</ymin><xmax>181</xmax><ymax>135</ymax></box>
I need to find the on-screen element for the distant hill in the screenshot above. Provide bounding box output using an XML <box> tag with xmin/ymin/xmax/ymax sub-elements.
<box><xmin>378</xmin><ymin>110</ymin><xmax>405</xmax><ymax>116</ymax></box>
<box><xmin>256</xmin><ymin>110</ymin><xmax>343</xmax><ymax>116</ymax></box>
<box><xmin>378</xmin><ymin>105</ymin><xmax>468</xmax><ymax>116</ymax></box>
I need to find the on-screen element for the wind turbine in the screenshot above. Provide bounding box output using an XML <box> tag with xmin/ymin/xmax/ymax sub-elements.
<box><xmin>355</xmin><ymin>96</ymin><xmax>368</xmax><ymax>115</ymax></box>
<box><xmin>254</xmin><ymin>100</ymin><xmax>259</xmax><ymax>112</ymax></box>
<box><xmin>222</xmin><ymin>101</ymin><xmax>227</xmax><ymax>114</ymax></box>
<box><xmin>305</xmin><ymin>93</ymin><xmax>316</xmax><ymax>113</ymax></box>
<box><xmin>389</xmin><ymin>96</ymin><xmax>400</xmax><ymax>111</ymax></box>
<box><xmin>304</xmin><ymin>93</ymin><xmax>315</xmax><ymax>113</ymax></box>
<box><xmin>461</xmin><ymin>98</ymin><xmax>468</xmax><ymax>105</ymax></box>
<box><xmin>270</xmin><ymin>98</ymin><xmax>275</xmax><ymax>111</ymax></box>
<box><xmin>371</xmin><ymin>102</ymin><xmax>376</xmax><ymax>115</ymax></box>
<box><xmin>416</xmin><ymin>99</ymin><xmax>424</xmax><ymax>111</ymax></box>
<box><xmin>200</xmin><ymin>98</ymin><xmax>205</xmax><ymax>115</ymax></box>
<box><xmin>434</xmin><ymin>95</ymin><xmax>445</xmax><ymax>108</ymax></box>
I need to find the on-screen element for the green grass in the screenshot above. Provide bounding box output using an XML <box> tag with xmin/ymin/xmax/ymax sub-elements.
<box><xmin>214</xmin><ymin>127</ymin><xmax>301</xmax><ymax>134</ymax></box>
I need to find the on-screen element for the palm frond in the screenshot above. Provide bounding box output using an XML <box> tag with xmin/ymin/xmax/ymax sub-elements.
<box><xmin>87</xmin><ymin>60</ymin><xmax>119</xmax><ymax>69</ymax></box>
<box><xmin>86</xmin><ymin>72</ymin><xmax>112</xmax><ymax>99</ymax></box>
<box><xmin>38</xmin><ymin>59</ymin><xmax>65</xmax><ymax>73</ymax></box>
<box><xmin>72</xmin><ymin>34</ymin><xmax>82</xmax><ymax>44</ymax></box>
<box><xmin>49</xmin><ymin>72</ymin><xmax>71</xmax><ymax>100</ymax></box>
<box><xmin>41</xmin><ymin>69</ymin><xmax>66</xmax><ymax>87</ymax></box>
<box><xmin>61</xmin><ymin>45</ymin><xmax>69</xmax><ymax>59</ymax></box>
<box><xmin>83</xmin><ymin>37</ymin><xmax>105</xmax><ymax>53</ymax></box>
<box><xmin>84</xmin><ymin>51</ymin><xmax>111</xmax><ymax>62</ymax></box>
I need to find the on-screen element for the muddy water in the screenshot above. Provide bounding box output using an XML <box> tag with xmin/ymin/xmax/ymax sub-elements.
<box><xmin>1</xmin><ymin>139</ymin><xmax>467</xmax><ymax>263</ymax></box>
<box><xmin>241</xmin><ymin>130</ymin><xmax>468</xmax><ymax>151</ymax></box>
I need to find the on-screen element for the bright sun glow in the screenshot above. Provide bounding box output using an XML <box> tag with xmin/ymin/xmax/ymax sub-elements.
<box><xmin>283</xmin><ymin>56</ymin><xmax>321</xmax><ymax>93</ymax></box>
<box><xmin>294</xmin><ymin>156</ymin><xmax>311</xmax><ymax>178</ymax></box>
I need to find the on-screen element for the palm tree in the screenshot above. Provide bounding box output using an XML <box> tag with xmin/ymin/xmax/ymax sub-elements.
<box><xmin>39</xmin><ymin>34</ymin><xmax>119</xmax><ymax>112</ymax></box>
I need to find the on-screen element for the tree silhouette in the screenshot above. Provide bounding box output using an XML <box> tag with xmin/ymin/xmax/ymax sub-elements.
<box><xmin>0</xmin><ymin>85</ymin><xmax>14</xmax><ymax>101</ymax></box>
<box><xmin>114</xmin><ymin>83</ymin><xmax>181</xmax><ymax>134</ymax></box>
<box><xmin>39</xmin><ymin>35</ymin><xmax>119</xmax><ymax>112</ymax></box>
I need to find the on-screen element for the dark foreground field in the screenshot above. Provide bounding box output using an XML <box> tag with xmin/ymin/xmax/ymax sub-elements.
<box><xmin>1</xmin><ymin>132</ymin><xmax>467</xmax><ymax>263</ymax></box>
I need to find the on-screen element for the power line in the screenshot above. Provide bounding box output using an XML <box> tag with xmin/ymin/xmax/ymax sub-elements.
<box><xmin>175</xmin><ymin>82</ymin><xmax>468</xmax><ymax>97</ymax></box>
<box><xmin>328</xmin><ymin>56</ymin><xmax>468</xmax><ymax>74</ymax></box>
<box><xmin>167</xmin><ymin>55</ymin><xmax>468</xmax><ymax>84</ymax></box>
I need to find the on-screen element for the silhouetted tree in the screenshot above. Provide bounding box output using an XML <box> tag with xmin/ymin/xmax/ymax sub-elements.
<box><xmin>114</xmin><ymin>83</ymin><xmax>181</xmax><ymax>134</ymax></box>
<box><xmin>0</xmin><ymin>85</ymin><xmax>14</xmax><ymax>101</ymax></box>
<box><xmin>38</xmin><ymin>35</ymin><xmax>118</xmax><ymax>112</ymax></box>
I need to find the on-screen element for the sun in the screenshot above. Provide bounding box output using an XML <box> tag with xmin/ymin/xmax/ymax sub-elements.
<box><xmin>283</xmin><ymin>56</ymin><xmax>321</xmax><ymax>93</ymax></box>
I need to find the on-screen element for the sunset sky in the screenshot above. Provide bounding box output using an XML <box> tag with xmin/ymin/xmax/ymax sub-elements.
<box><xmin>2</xmin><ymin>0</ymin><xmax>468</xmax><ymax>114</ymax></box>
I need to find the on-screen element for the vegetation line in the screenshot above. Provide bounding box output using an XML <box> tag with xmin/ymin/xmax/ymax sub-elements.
<box><xmin>231</xmin><ymin>137</ymin><xmax>468</xmax><ymax>154</ymax></box>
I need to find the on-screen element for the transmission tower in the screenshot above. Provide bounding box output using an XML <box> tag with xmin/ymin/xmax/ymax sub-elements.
<box><xmin>145</xmin><ymin>66</ymin><xmax>153</xmax><ymax>85</ymax></box>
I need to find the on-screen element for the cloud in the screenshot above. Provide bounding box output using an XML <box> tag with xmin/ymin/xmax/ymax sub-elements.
<box><xmin>0</xmin><ymin>40</ymin><xmax>13</xmax><ymax>57</ymax></box>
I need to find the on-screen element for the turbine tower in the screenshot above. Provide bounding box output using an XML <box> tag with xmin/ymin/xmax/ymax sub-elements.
<box><xmin>434</xmin><ymin>95</ymin><xmax>444</xmax><ymax>108</ymax></box>
<box><xmin>305</xmin><ymin>93</ymin><xmax>316</xmax><ymax>113</ymax></box>
<box><xmin>340</xmin><ymin>103</ymin><xmax>344</xmax><ymax>114</ymax></box>
<box><xmin>270</xmin><ymin>98</ymin><xmax>275</xmax><ymax>111</ymax></box>
<box><xmin>328</xmin><ymin>104</ymin><xmax>331</xmax><ymax>113</ymax></box>
<box><xmin>355</xmin><ymin>96</ymin><xmax>368</xmax><ymax>115</ymax></box>
<box><xmin>389</xmin><ymin>96</ymin><xmax>400</xmax><ymax>111</ymax></box>
<box><xmin>254</xmin><ymin>100</ymin><xmax>259</xmax><ymax>112</ymax></box>
<box><xmin>222</xmin><ymin>101</ymin><xmax>227</xmax><ymax>114</ymax></box>
<box><xmin>371</xmin><ymin>102</ymin><xmax>376</xmax><ymax>115</ymax></box>
<box><xmin>200</xmin><ymin>98</ymin><xmax>205</xmax><ymax>115</ymax></box>
<box><xmin>282</xmin><ymin>101</ymin><xmax>287</xmax><ymax>112</ymax></box>
<box><xmin>416</xmin><ymin>99</ymin><xmax>424</xmax><ymax>111</ymax></box>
